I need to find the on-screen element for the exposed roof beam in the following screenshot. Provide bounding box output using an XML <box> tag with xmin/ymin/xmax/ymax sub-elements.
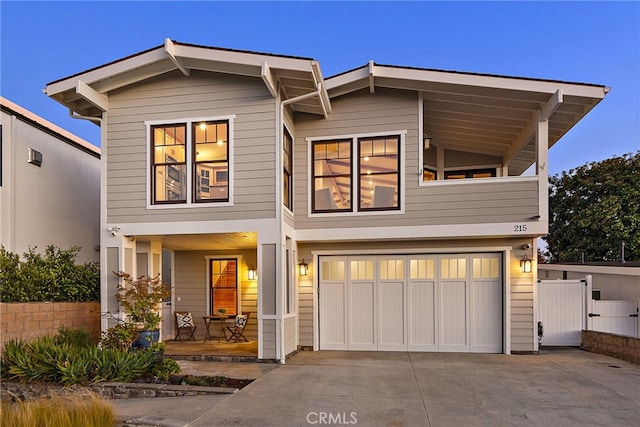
<box><xmin>75</xmin><ymin>80</ymin><xmax>108</xmax><ymax>111</ymax></box>
<box><xmin>164</xmin><ymin>38</ymin><xmax>190</xmax><ymax>76</ymax></box>
<box><xmin>368</xmin><ymin>60</ymin><xmax>375</xmax><ymax>94</ymax></box>
<box><xmin>502</xmin><ymin>111</ymin><xmax>537</xmax><ymax>165</ymax></box>
<box><xmin>541</xmin><ymin>89</ymin><xmax>563</xmax><ymax>121</ymax></box>
<box><xmin>261</xmin><ymin>61</ymin><xmax>278</xmax><ymax>98</ymax></box>
<box><xmin>312</xmin><ymin>61</ymin><xmax>331</xmax><ymax>115</ymax></box>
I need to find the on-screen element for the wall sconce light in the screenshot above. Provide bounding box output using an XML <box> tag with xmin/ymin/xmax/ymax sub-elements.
<box><xmin>248</xmin><ymin>266</ymin><xmax>257</xmax><ymax>281</ymax></box>
<box><xmin>521</xmin><ymin>254</ymin><xmax>532</xmax><ymax>273</ymax></box>
<box><xmin>298</xmin><ymin>259</ymin><xmax>308</xmax><ymax>276</ymax></box>
<box><xmin>423</xmin><ymin>133</ymin><xmax>432</xmax><ymax>150</ymax></box>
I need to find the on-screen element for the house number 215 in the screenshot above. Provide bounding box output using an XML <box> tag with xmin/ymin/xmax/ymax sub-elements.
<box><xmin>514</xmin><ymin>224</ymin><xmax>528</xmax><ymax>232</ymax></box>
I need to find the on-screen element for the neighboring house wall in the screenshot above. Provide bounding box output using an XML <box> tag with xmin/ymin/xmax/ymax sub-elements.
<box><xmin>106</xmin><ymin>70</ymin><xmax>277</xmax><ymax>224</ymax></box>
<box><xmin>539</xmin><ymin>264</ymin><xmax>640</xmax><ymax>301</ymax></box>
<box><xmin>0</xmin><ymin>98</ymin><xmax>100</xmax><ymax>263</ymax></box>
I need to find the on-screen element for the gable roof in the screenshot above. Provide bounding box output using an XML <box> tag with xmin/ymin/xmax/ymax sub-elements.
<box><xmin>45</xmin><ymin>39</ymin><xmax>331</xmax><ymax>118</ymax></box>
<box><xmin>327</xmin><ymin>62</ymin><xmax>609</xmax><ymax>175</ymax></box>
<box><xmin>44</xmin><ymin>40</ymin><xmax>608</xmax><ymax>176</ymax></box>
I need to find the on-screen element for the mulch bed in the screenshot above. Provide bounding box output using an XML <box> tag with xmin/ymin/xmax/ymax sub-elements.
<box><xmin>133</xmin><ymin>374</ymin><xmax>253</xmax><ymax>389</ymax></box>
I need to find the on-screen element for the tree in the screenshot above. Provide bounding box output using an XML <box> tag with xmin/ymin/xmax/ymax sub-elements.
<box><xmin>544</xmin><ymin>151</ymin><xmax>639</xmax><ymax>262</ymax></box>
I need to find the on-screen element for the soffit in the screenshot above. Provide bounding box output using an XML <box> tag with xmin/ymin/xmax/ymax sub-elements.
<box><xmin>142</xmin><ymin>232</ymin><xmax>258</xmax><ymax>251</ymax></box>
<box><xmin>327</xmin><ymin>64</ymin><xmax>608</xmax><ymax>175</ymax></box>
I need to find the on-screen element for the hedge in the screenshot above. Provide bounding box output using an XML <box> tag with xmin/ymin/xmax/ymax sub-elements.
<box><xmin>0</xmin><ymin>246</ymin><xmax>100</xmax><ymax>302</ymax></box>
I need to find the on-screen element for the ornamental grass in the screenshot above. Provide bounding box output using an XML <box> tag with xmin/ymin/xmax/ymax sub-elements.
<box><xmin>0</xmin><ymin>391</ymin><xmax>116</xmax><ymax>427</ymax></box>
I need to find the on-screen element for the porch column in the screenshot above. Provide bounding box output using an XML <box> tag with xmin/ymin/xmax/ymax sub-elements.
<box><xmin>536</xmin><ymin>110</ymin><xmax>549</xmax><ymax>222</ymax></box>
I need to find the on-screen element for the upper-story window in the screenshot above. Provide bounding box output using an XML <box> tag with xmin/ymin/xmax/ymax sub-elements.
<box><xmin>193</xmin><ymin>121</ymin><xmax>229</xmax><ymax>203</ymax></box>
<box><xmin>358</xmin><ymin>135</ymin><xmax>400</xmax><ymax>211</ymax></box>
<box><xmin>283</xmin><ymin>126</ymin><xmax>293</xmax><ymax>210</ymax></box>
<box><xmin>311</xmin><ymin>133</ymin><xmax>402</xmax><ymax>214</ymax></box>
<box><xmin>152</xmin><ymin>124</ymin><xmax>187</xmax><ymax>204</ymax></box>
<box><xmin>445</xmin><ymin>169</ymin><xmax>496</xmax><ymax>180</ymax></box>
<box><xmin>312</xmin><ymin>139</ymin><xmax>352</xmax><ymax>213</ymax></box>
<box><xmin>148</xmin><ymin>116</ymin><xmax>233</xmax><ymax>207</ymax></box>
<box><xmin>422</xmin><ymin>146</ymin><xmax>499</xmax><ymax>182</ymax></box>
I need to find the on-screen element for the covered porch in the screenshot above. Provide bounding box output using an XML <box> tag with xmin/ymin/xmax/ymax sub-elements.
<box><xmin>105</xmin><ymin>229</ymin><xmax>282</xmax><ymax>360</ymax></box>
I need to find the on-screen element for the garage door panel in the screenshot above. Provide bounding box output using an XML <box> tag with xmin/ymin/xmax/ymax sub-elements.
<box><xmin>440</xmin><ymin>280</ymin><xmax>468</xmax><ymax>351</ymax></box>
<box><xmin>378</xmin><ymin>280</ymin><xmax>405</xmax><ymax>350</ymax></box>
<box><xmin>408</xmin><ymin>280</ymin><xmax>437</xmax><ymax>351</ymax></box>
<box><xmin>470</xmin><ymin>279</ymin><xmax>502</xmax><ymax>352</ymax></box>
<box><xmin>350</xmin><ymin>281</ymin><xmax>376</xmax><ymax>350</ymax></box>
<box><xmin>320</xmin><ymin>281</ymin><xmax>347</xmax><ymax>350</ymax></box>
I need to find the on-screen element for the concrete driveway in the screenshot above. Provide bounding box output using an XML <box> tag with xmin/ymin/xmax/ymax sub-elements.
<box><xmin>113</xmin><ymin>348</ymin><xmax>640</xmax><ymax>426</ymax></box>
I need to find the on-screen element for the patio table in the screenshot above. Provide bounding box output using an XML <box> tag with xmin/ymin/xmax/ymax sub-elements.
<box><xmin>202</xmin><ymin>315</ymin><xmax>230</xmax><ymax>342</ymax></box>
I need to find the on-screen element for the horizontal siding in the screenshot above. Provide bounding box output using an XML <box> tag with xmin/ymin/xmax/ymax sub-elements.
<box><xmin>298</xmin><ymin>271</ymin><xmax>314</xmax><ymax>347</ymax></box>
<box><xmin>510</xmin><ymin>257</ymin><xmax>535</xmax><ymax>351</ymax></box>
<box><xmin>262</xmin><ymin>319</ymin><xmax>277</xmax><ymax>359</ymax></box>
<box><xmin>106</xmin><ymin>70</ymin><xmax>277</xmax><ymax>224</ymax></box>
<box><xmin>284</xmin><ymin>316</ymin><xmax>296</xmax><ymax>355</ymax></box>
<box><xmin>173</xmin><ymin>249</ymin><xmax>257</xmax><ymax>341</ymax></box>
<box><xmin>293</xmin><ymin>87</ymin><xmax>538</xmax><ymax>230</ymax></box>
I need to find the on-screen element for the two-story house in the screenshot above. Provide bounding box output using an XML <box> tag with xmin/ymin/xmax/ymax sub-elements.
<box><xmin>45</xmin><ymin>40</ymin><xmax>607</xmax><ymax>361</ymax></box>
<box><xmin>0</xmin><ymin>97</ymin><xmax>100</xmax><ymax>264</ymax></box>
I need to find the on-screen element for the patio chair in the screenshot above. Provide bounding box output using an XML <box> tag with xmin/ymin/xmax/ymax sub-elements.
<box><xmin>226</xmin><ymin>311</ymin><xmax>251</xmax><ymax>342</ymax></box>
<box><xmin>175</xmin><ymin>311</ymin><xmax>197</xmax><ymax>341</ymax></box>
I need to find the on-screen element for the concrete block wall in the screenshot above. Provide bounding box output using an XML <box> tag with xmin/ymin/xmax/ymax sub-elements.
<box><xmin>0</xmin><ymin>302</ymin><xmax>101</xmax><ymax>348</ymax></box>
<box><xmin>582</xmin><ymin>330</ymin><xmax>640</xmax><ymax>365</ymax></box>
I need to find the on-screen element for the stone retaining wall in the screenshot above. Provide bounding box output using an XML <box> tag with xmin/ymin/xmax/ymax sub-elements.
<box><xmin>581</xmin><ymin>330</ymin><xmax>640</xmax><ymax>364</ymax></box>
<box><xmin>1</xmin><ymin>381</ymin><xmax>236</xmax><ymax>400</ymax></box>
<box><xmin>0</xmin><ymin>302</ymin><xmax>101</xmax><ymax>348</ymax></box>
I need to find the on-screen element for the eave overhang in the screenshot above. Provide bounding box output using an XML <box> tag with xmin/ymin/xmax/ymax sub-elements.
<box><xmin>327</xmin><ymin>63</ymin><xmax>608</xmax><ymax>175</ymax></box>
<box><xmin>45</xmin><ymin>39</ymin><xmax>331</xmax><ymax>119</ymax></box>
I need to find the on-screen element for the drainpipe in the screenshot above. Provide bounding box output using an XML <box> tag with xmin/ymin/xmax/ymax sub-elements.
<box><xmin>69</xmin><ymin>109</ymin><xmax>102</xmax><ymax>125</ymax></box>
<box><xmin>68</xmin><ymin>108</ymin><xmax>107</xmax><ymax>331</ymax></box>
<box><xmin>275</xmin><ymin>83</ymin><xmax>324</xmax><ymax>363</ymax></box>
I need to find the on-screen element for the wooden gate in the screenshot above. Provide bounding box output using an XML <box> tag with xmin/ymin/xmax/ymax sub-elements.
<box><xmin>538</xmin><ymin>279</ymin><xmax>587</xmax><ymax>346</ymax></box>
<box><xmin>589</xmin><ymin>300</ymin><xmax>639</xmax><ymax>337</ymax></box>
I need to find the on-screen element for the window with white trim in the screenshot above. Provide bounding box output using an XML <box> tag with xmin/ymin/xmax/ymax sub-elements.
<box><xmin>283</xmin><ymin>126</ymin><xmax>293</xmax><ymax>210</ymax></box>
<box><xmin>311</xmin><ymin>133</ymin><xmax>401</xmax><ymax>213</ymax></box>
<box><xmin>149</xmin><ymin>117</ymin><xmax>232</xmax><ymax>206</ymax></box>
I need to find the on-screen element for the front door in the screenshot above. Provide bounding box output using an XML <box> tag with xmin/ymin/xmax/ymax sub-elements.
<box><xmin>210</xmin><ymin>258</ymin><xmax>238</xmax><ymax>316</ymax></box>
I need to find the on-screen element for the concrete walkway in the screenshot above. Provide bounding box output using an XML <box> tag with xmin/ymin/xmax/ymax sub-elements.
<box><xmin>111</xmin><ymin>348</ymin><xmax>640</xmax><ymax>426</ymax></box>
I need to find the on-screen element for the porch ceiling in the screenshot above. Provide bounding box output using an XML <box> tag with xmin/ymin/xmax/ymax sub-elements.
<box><xmin>327</xmin><ymin>63</ymin><xmax>608</xmax><ymax>176</ymax></box>
<box><xmin>142</xmin><ymin>232</ymin><xmax>257</xmax><ymax>251</ymax></box>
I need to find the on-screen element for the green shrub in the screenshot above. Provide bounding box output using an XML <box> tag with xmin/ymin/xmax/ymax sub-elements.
<box><xmin>99</xmin><ymin>322</ymin><xmax>137</xmax><ymax>351</ymax></box>
<box><xmin>0</xmin><ymin>245</ymin><xmax>100</xmax><ymax>303</ymax></box>
<box><xmin>0</xmin><ymin>391</ymin><xmax>116</xmax><ymax>427</ymax></box>
<box><xmin>1</xmin><ymin>329</ymin><xmax>156</xmax><ymax>386</ymax></box>
<box><xmin>54</xmin><ymin>326</ymin><xmax>94</xmax><ymax>348</ymax></box>
<box><xmin>152</xmin><ymin>358</ymin><xmax>181</xmax><ymax>381</ymax></box>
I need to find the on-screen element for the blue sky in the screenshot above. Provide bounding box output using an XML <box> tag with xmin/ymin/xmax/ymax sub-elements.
<box><xmin>2</xmin><ymin>1</ymin><xmax>638</xmax><ymax>175</ymax></box>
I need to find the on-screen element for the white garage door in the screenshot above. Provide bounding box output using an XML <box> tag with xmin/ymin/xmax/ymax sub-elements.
<box><xmin>319</xmin><ymin>253</ymin><xmax>502</xmax><ymax>353</ymax></box>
